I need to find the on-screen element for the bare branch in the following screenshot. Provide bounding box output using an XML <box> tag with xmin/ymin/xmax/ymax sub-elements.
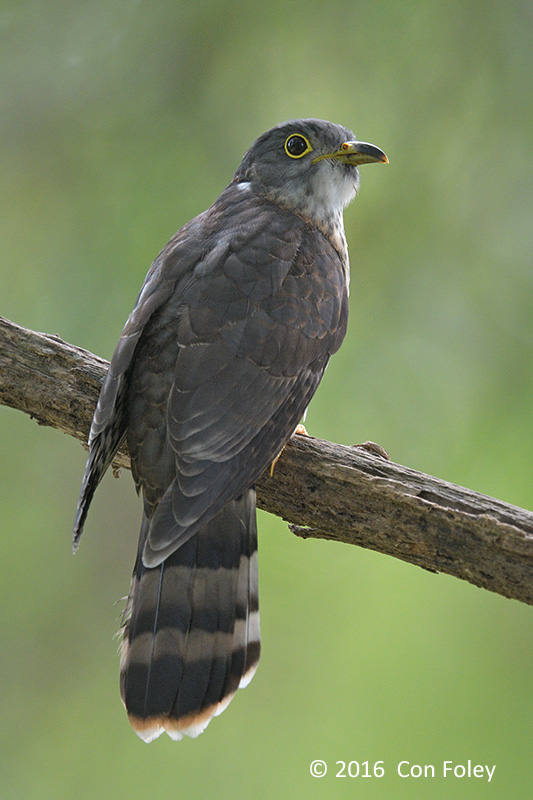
<box><xmin>1</xmin><ymin>315</ymin><xmax>532</xmax><ymax>605</ymax></box>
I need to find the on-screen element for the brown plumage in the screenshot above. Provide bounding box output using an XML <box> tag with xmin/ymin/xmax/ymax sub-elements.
<box><xmin>73</xmin><ymin>118</ymin><xmax>387</xmax><ymax>741</ymax></box>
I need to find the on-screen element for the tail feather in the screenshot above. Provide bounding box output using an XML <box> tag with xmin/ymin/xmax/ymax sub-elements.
<box><xmin>240</xmin><ymin>546</ymin><xmax>261</xmax><ymax>688</ymax></box>
<box><xmin>120</xmin><ymin>488</ymin><xmax>260</xmax><ymax>742</ymax></box>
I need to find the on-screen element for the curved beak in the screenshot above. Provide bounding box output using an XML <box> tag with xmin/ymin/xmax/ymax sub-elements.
<box><xmin>313</xmin><ymin>140</ymin><xmax>388</xmax><ymax>166</ymax></box>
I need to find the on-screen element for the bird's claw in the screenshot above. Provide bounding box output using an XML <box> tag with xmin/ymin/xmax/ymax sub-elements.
<box><xmin>270</xmin><ymin>424</ymin><xmax>310</xmax><ymax>476</ymax></box>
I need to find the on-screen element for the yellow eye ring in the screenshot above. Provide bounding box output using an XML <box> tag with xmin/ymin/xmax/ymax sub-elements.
<box><xmin>284</xmin><ymin>133</ymin><xmax>313</xmax><ymax>159</ymax></box>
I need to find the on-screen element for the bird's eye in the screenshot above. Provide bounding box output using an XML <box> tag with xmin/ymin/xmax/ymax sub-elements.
<box><xmin>284</xmin><ymin>134</ymin><xmax>312</xmax><ymax>159</ymax></box>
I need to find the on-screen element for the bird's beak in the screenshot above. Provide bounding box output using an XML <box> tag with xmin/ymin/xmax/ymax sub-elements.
<box><xmin>313</xmin><ymin>141</ymin><xmax>389</xmax><ymax>166</ymax></box>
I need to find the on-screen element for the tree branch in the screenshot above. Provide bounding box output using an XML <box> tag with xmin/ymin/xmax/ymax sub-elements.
<box><xmin>2</xmin><ymin>315</ymin><xmax>532</xmax><ymax>605</ymax></box>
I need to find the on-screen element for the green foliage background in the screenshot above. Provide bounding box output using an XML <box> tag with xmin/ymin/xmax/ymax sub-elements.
<box><xmin>1</xmin><ymin>1</ymin><xmax>531</xmax><ymax>798</ymax></box>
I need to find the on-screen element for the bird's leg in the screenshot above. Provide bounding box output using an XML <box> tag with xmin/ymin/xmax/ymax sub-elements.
<box><xmin>270</xmin><ymin>424</ymin><xmax>309</xmax><ymax>476</ymax></box>
<box><xmin>293</xmin><ymin>424</ymin><xmax>309</xmax><ymax>437</ymax></box>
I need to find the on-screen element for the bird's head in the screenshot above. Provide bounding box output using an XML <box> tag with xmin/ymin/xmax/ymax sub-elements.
<box><xmin>232</xmin><ymin>118</ymin><xmax>388</xmax><ymax>231</ymax></box>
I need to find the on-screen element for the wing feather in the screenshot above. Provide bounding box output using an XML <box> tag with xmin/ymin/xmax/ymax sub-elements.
<box><xmin>137</xmin><ymin>197</ymin><xmax>348</xmax><ymax>565</ymax></box>
<box><xmin>75</xmin><ymin>184</ymin><xmax>348</xmax><ymax>563</ymax></box>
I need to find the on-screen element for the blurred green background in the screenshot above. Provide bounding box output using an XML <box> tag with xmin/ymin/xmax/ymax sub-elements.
<box><xmin>1</xmin><ymin>1</ymin><xmax>532</xmax><ymax>798</ymax></box>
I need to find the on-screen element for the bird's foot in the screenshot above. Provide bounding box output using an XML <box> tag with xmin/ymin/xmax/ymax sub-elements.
<box><xmin>270</xmin><ymin>425</ymin><xmax>310</xmax><ymax>476</ymax></box>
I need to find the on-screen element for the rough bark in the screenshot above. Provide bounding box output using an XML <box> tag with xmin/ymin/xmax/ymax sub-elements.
<box><xmin>1</xmin><ymin>315</ymin><xmax>533</xmax><ymax>605</ymax></box>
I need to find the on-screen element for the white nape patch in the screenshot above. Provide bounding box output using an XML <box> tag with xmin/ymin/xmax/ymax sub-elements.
<box><xmin>236</xmin><ymin>181</ymin><xmax>251</xmax><ymax>192</ymax></box>
<box><xmin>136</xmin><ymin>725</ymin><xmax>166</xmax><ymax>744</ymax></box>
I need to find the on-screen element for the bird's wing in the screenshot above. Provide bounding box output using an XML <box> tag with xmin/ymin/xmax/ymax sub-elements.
<box><xmin>72</xmin><ymin>214</ymin><xmax>207</xmax><ymax>548</ymax></box>
<box><xmin>137</xmin><ymin>191</ymin><xmax>349</xmax><ymax>566</ymax></box>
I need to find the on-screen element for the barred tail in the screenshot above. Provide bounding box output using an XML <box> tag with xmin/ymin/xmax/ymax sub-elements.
<box><xmin>119</xmin><ymin>488</ymin><xmax>260</xmax><ymax>742</ymax></box>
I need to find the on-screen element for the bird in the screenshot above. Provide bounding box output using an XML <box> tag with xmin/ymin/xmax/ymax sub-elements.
<box><xmin>73</xmin><ymin>118</ymin><xmax>387</xmax><ymax>743</ymax></box>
